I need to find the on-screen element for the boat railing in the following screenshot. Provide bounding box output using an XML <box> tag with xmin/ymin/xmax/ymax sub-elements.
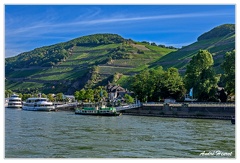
<box><xmin>116</xmin><ymin>103</ymin><xmax>142</xmax><ymax>111</ymax></box>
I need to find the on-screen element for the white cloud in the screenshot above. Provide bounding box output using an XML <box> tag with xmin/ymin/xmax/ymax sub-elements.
<box><xmin>5</xmin><ymin>6</ymin><xmax>234</xmax><ymax>57</ymax></box>
<box><xmin>6</xmin><ymin>11</ymin><xmax>232</xmax><ymax>36</ymax></box>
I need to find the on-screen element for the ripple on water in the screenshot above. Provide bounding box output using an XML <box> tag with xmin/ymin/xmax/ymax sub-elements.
<box><xmin>5</xmin><ymin>109</ymin><xmax>235</xmax><ymax>158</ymax></box>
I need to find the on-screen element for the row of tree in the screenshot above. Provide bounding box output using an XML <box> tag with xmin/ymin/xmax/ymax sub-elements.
<box><xmin>130</xmin><ymin>50</ymin><xmax>235</xmax><ymax>102</ymax></box>
<box><xmin>74</xmin><ymin>86</ymin><xmax>108</xmax><ymax>102</ymax></box>
<box><xmin>6</xmin><ymin>86</ymin><xmax>135</xmax><ymax>104</ymax></box>
<box><xmin>74</xmin><ymin>87</ymin><xmax>135</xmax><ymax>104</ymax></box>
<box><xmin>73</xmin><ymin>34</ymin><xmax>124</xmax><ymax>46</ymax></box>
<box><xmin>141</xmin><ymin>41</ymin><xmax>178</xmax><ymax>49</ymax></box>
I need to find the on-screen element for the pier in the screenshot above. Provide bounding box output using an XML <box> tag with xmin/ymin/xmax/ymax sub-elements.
<box><xmin>120</xmin><ymin>102</ymin><xmax>235</xmax><ymax>120</ymax></box>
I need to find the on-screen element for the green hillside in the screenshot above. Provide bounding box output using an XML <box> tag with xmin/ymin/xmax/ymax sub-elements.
<box><xmin>5</xmin><ymin>34</ymin><xmax>176</xmax><ymax>94</ymax></box>
<box><xmin>5</xmin><ymin>24</ymin><xmax>235</xmax><ymax>94</ymax></box>
<box><xmin>150</xmin><ymin>24</ymin><xmax>235</xmax><ymax>73</ymax></box>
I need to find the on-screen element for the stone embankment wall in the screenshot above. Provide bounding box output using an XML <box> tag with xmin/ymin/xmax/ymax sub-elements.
<box><xmin>122</xmin><ymin>103</ymin><xmax>235</xmax><ymax>120</ymax></box>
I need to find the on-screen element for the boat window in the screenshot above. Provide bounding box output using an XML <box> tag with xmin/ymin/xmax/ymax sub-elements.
<box><xmin>9</xmin><ymin>99</ymin><xmax>21</xmax><ymax>102</ymax></box>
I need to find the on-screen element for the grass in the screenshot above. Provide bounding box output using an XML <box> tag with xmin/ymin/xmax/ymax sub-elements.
<box><xmin>150</xmin><ymin>33</ymin><xmax>235</xmax><ymax>75</ymax></box>
<box><xmin>5</xmin><ymin>81</ymin><xmax>44</xmax><ymax>90</ymax></box>
<box><xmin>98</xmin><ymin>66</ymin><xmax>133</xmax><ymax>75</ymax></box>
<box><xmin>37</xmin><ymin>69</ymin><xmax>88</xmax><ymax>81</ymax></box>
<box><xmin>209</xmin><ymin>42</ymin><xmax>235</xmax><ymax>54</ymax></box>
<box><xmin>108</xmin><ymin>59</ymin><xmax>152</xmax><ymax>67</ymax></box>
<box><xmin>37</xmin><ymin>67</ymin><xmax>74</xmax><ymax>75</ymax></box>
<box><xmin>67</xmin><ymin>52</ymin><xmax>89</xmax><ymax>60</ymax></box>
<box><xmin>116</xmin><ymin>75</ymin><xmax>132</xmax><ymax>89</ymax></box>
<box><xmin>6</xmin><ymin>69</ymin><xmax>42</xmax><ymax>78</ymax></box>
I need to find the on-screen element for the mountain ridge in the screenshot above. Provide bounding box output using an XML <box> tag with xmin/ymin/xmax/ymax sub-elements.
<box><xmin>150</xmin><ymin>24</ymin><xmax>235</xmax><ymax>73</ymax></box>
<box><xmin>5</xmin><ymin>33</ymin><xmax>176</xmax><ymax>94</ymax></box>
<box><xmin>5</xmin><ymin>24</ymin><xmax>235</xmax><ymax>94</ymax></box>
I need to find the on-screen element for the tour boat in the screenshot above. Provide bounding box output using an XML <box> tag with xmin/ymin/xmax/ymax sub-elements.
<box><xmin>22</xmin><ymin>97</ymin><xmax>55</xmax><ymax>111</ymax></box>
<box><xmin>7</xmin><ymin>94</ymin><xmax>22</xmax><ymax>108</ymax></box>
<box><xmin>75</xmin><ymin>103</ymin><xmax>121</xmax><ymax>116</ymax></box>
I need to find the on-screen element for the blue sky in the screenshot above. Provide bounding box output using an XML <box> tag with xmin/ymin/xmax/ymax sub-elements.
<box><xmin>5</xmin><ymin>5</ymin><xmax>235</xmax><ymax>58</ymax></box>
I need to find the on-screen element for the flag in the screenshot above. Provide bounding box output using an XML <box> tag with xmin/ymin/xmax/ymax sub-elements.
<box><xmin>189</xmin><ymin>88</ymin><xmax>193</xmax><ymax>97</ymax></box>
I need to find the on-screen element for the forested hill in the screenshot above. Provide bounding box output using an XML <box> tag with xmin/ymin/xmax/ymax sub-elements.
<box><xmin>150</xmin><ymin>24</ymin><xmax>235</xmax><ymax>73</ymax></box>
<box><xmin>5</xmin><ymin>34</ymin><xmax>125</xmax><ymax>70</ymax></box>
<box><xmin>197</xmin><ymin>24</ymin><xmax>235</xmax><ymax>41</ymax></box>
<box><xmin>5</xmin><ymin>24</ymin><xmax>235</xmax><ymax>94</ymax></box>
<box><xmin>5</xmin><ymin>33</ymin><xmax>176</xmax><ymax>94</ymax></box>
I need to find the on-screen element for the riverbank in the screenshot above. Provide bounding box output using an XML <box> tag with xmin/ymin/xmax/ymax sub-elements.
<box><xmin>121</xmin><ymin>103</ymin><xmax>235</xmax><ymax>120</ymax></box>
<box><xmin>43</xmin><ymin>102</ymin><xmax>235</xmax><ymax>120</ymax></box>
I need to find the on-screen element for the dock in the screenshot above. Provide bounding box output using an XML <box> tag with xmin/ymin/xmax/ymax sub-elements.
<box><xmin>119</xmin><ymin>102</ymin><xmax>235</xmax><ymax>120</ymax></box>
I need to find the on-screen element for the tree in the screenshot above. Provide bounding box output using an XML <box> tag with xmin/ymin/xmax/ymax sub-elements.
<box><xmin>5</xmin><ymin>89</ymin><xmax>13</xmax><ymax>98</ymax></box>
<box><xmin>56</xmin><ymin>93</ymin><xmax>64</xmax><ymax>101</ymax></box>
<box><xmin>41</xmin><ymin>93</ymin><xmax>47</xmax><ymax>98</ymax></box>
<box><xmin>18</xmin><ymin>93</ymin><xmax>23</xmax><ymax>99</ymax></box>
<box><xmin>124</xmin><ymin>94</ymin><xmax>134</xmax><ymax>104</ymax></box>
<box><xmin>94</xmin><ymin>86</ymin><xmax>108</xmax><ymax>102</ymax></box>
<box><xmin>85</xmin><ymin>89</ymin><xmax>94</xmax><ymax>102</ymax></box>
<box><xmin>184</xmin><ymin>50</ymin><xmax>220</xmax><ymax>101</ymax></box>
<box><xmin>131</xmin><ymin>66</ymin><xmax>185</xmax><ymax>102</ymax></box>
<box><xmin>74</xmin><ymin>89</ymin><xmax>86</xmax><ymax>101</ymax></box>
<box><xmin>131</xmin><ymin>69</ymin><xmax>155</xmax><ymax>102</ymax></box>
<box><xmin>158</xmin><ymin>68</ymin><xmax>186</xmax><ymax>100</ymax></box>
<box><xmin>47</xmin><ymin>94</ymin><xmax>55</xmax><ymax>102</ymax></box>
<box><xmin>151</xmin><ymin>42</ymin><xmax>157</xmax><ymax>46</ymax></box>
<box><xmin>22</xmin><ymin>94</ymin><xmax>32</xmax><ymax>101</ymax></box>
<box><xmin>221</xmin><ymin>50</ymin><xmax>235</xmax><ymax>96</ymax></box>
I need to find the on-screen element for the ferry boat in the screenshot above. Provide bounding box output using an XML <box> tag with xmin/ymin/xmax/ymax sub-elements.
<box><xmin>7</xmin><ymin>94</ymin><xmax>22</xmax><ymax>108</ymax></box>
<box><xmin>22</xmin><ymin>98</ymin><xmax>55</xmax><ymax>111</ymax></box>
<box><xmin>75</xmin><ymin>103</ymin><xmax>121</xmax><ymax>116</ymax></box>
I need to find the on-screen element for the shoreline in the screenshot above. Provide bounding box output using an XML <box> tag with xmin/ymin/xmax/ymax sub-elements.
<box><xmin>121</xmin><ymin>112</ymin><xmax>233</xmax><ymax>120</ymax></box>
<box><xmin>120</xmin><ymin>103</ymin><xmax>235</xmax><ymax>120</ymax></box>
<box><xmin>5</xmin><ymin>102</ymin><xmax>235</xmax><ymax>121</ymax></box>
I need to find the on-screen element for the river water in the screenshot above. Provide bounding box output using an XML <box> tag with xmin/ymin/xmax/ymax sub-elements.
<box><xmin>5</xmin><ymin>108</ymin><xmax>235</xmax><ymax>158</ymax></box>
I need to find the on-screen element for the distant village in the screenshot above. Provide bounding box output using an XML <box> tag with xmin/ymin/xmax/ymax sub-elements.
<box><xmin>62</xmin><ymin>82</ymin><xmax>134</xmax><ymax>104</ymax></box>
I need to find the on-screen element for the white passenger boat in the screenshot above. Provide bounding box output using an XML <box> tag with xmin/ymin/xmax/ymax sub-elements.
<box><xmin>22</xmin><ymin>98</ymin><xmax>55</xmax><ymax>111</ymax></box>
<box><xmin>7</xmin><ymin>94</ymin><xmax>22</xmax><ymax>108</ymax></box>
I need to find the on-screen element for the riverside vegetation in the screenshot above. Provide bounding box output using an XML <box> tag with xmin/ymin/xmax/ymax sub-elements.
<box><xmin>5</xmin><ymin>24</ymin><xmax>235</xmax><ymax>102</ymax></box>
